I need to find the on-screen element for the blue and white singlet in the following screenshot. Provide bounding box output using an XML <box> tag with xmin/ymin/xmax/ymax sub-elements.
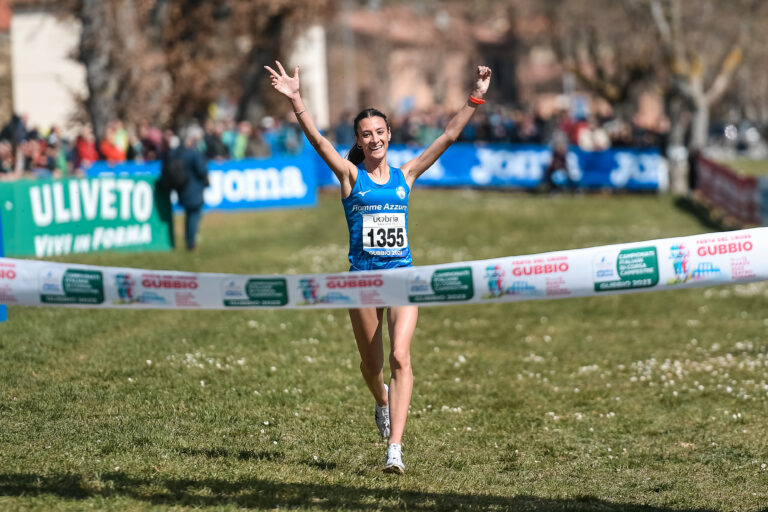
<box><xmin>342</xmin><ymin>164</ymin><xmax>412</xmax><ymax>271</ymax></box>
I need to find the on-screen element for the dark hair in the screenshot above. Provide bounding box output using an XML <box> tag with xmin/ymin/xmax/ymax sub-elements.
<box><xmin>346</xmin><ymin>108</ymin><xmax>390</xmax><ymax>165</ymax></box>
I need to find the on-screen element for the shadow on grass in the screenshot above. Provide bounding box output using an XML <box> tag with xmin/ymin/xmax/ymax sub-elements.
<box><xmin>179</xmin><ymin>447</ymin><xmax>283</xmax><ymax>461</ymax></box>
<box><xmin>673</xmin><ymin>196</ymin><xmax>730</xmax><ymax>231</ymax></box>
<box><xmin>0</xmin><ymin>472</ymin><xmax>723</xmax><ymax>511</ymax></box>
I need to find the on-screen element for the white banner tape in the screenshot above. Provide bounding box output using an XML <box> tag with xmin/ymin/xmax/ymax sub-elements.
<box><xmin>0</xmin><ymin>228</ymin><xmax>766</xmax><ymax>310</ymax></box>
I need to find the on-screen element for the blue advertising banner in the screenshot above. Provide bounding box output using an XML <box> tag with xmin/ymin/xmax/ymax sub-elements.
<box><xmin>87</xmin><ymin>160</ymin><xmax>161</xmax><ymax>178</ymax></box>
<box><xmin>88</xmin><ymin>155</ymin><xmax>317</xmax><ymax>212</ymax></box>
<box><xmin>203</xmin><ymin>155</ymin><xmax>316</xmax><ymax>211</ymax></box>
<box><xmin>88</xmin><ymin>144</ymin><xmax>666</xmax><ymax>198</ymax></box>
<box><xmin>317</xmin><ymin>143</ymin><xmax>667</xmax><ymax>191</ymax></box>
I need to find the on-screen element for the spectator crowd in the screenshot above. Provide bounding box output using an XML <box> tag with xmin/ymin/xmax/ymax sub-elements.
<box><xmin>371</xmin><ymin>105</ymin><xmax>665</xmax><ymax>151</ymax></box>
<box><xmin>0</xmin><ymin>104</ymin><xmax>665</xmax><ymax>183</ymax></box>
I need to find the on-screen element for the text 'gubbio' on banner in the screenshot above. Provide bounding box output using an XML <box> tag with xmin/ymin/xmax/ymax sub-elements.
<box><xmin>0</xmin><ymin>228</ymin><xmax>765</xmax><ymax>310</ymax></box>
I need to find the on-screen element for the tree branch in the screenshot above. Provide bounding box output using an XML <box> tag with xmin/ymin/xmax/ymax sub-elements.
<box><xmin>649</xmin><ymin>0</ymin><xmax>671</xmax><ymax>45</ymax></box>
<box><xmin>705</xmin><ymin>46</ymin><xmax>742</xmax><ymax>105</ymax></box>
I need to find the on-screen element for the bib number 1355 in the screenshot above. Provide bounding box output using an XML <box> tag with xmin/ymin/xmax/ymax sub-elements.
<box><xmin>362</xmin><ymin>213</ymin><xmax>408</xmax><ymax>253</ymax></box>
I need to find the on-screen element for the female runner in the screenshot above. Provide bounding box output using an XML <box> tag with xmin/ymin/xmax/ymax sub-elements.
<box><xmin>265</xmin><ymin>61</ymin><xmax>491</xmax><ymax>474</ymax></box>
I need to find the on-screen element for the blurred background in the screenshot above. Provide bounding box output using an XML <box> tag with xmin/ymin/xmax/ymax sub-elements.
<box><xmin>1</xmin><ymin>0</ymin><xmax>767</xmax><ymax>203</ymax></box>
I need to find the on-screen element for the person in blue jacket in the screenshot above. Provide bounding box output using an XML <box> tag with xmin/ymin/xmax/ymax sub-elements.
<box><xmin>175</xmin><ymin>127</ymin><xmax>209</xmax><ymax>251</ymax></box>
<box><xmin>266</xmin><ymin>60</ymin><xmax>491</xmax><ymax>474</ymax></box>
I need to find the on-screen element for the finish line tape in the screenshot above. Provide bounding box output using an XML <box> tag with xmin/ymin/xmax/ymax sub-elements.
<box><xmin>0</xmin><ymin>228</ymin><xmax>766</xmax><ymax>310</ymax></box>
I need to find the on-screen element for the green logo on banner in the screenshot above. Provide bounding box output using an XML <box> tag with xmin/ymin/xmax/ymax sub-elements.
<box><xmin>41</xmin><ymin>269</ymin><xmax>104</xmax><ymax>304</ymax></box>
<box><xmin>595</xmin><ymin>247</ymin><xmax>659</xmax><ymax>292</ymax></box>
<box><xmin>224</xmin><ymin>278</ymin><xmax>288</xmax><ymax>307</ymax></box>
<box><xmin>409</xmin><ymin>267</ymin><xmax>474</xmax><ymax>303</ymax></box>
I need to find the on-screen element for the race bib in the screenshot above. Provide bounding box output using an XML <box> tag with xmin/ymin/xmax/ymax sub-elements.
<box><xmin>362</xmin><ymin>213</ymin><xmax>408</xmax><ymax>256</ymax></box>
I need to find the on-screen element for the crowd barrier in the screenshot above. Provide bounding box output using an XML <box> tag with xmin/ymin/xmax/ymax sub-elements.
<box><xmin>0</xmin><ymin>144</ymin><xmax>667</xmax><ymax>262</ymax></box>
<box><xmin>1</xmin><ymin>228</ymin><xmax>764</xmax><ymax>310</ymax></box>
<box><xmin>696</xmin><ymin>156</ymin><xmax>768</xmax><ymax>226</ymax></box>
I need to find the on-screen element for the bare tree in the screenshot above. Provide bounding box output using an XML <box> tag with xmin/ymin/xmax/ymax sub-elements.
<box><xmin>534</xmin><ymin>0</ymin><xmax>659</xmax><ymax>121</ymax></box>
<box><xmin>649</xmin><ymin>0</ymin><xmax>757</xmax><ymax>148</ymax></box>
<box><xmin>75</xmin><ymin>0</ymin><xmax>118</xmax><ymax>139</ymax></box>
<box><xmin>645</xmin><ymin>0</ymin><xmax>765</xmax><ymax>192</ymax></box>
<box><xmin>71</xmin><ymin>0</ymin><xmax>335</xmax><ymax>135</ymax></box>
<box><xmin>224</xmin><ymin>0</ymin><xmax>333</xmax><ymax>122</ymax></box>
<box><xmin>530</xmin><ymin>0</ymin><xmax>766</xmax><ymax>192</ymax></box>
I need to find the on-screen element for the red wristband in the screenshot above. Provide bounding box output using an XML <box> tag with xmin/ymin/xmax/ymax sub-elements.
<box><xmin>469</xmin><ymin>96</ymin><xmax>485</xmax><ymax>105</ymax></box>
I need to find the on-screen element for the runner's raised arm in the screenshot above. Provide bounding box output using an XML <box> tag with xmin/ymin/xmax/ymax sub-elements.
<box><xmin>264</xmin><ymin>61</ymin><xmax>356</xmax><ymax>192</ymax></box>
<box><xmin>401</xmin><ymin>65</ymin><xmax>491</xmax><ymax>187</ymax></box>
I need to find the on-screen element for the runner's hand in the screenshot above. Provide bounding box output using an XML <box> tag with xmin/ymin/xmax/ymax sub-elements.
<box><xmin>264</xmin><ymin>60</ymin><xmax>300</xmax><ymax>100</ymax></box>
<box><xmin>472</xmin><ymin>66</ymin><xmax>492</xmax><ymax>97</ymax></box>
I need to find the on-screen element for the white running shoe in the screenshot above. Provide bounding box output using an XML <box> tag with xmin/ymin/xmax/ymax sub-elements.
<box><xmin>374</xmin><ymin>384</ymin><xmax>390</xmax><ymax>438</ymax></box>
<box><xmin>384</xmin><ymin>443</ymin><xmax>405</xmax><ymax>474</ymax></box>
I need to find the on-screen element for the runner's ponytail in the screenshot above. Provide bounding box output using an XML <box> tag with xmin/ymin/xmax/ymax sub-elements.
<box><xmin>346</xmin><ymin>145</ymin><xmax>365</xmax><ymax>165</ymax></box>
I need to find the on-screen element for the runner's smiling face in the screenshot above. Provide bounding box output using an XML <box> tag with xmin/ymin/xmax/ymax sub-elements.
<box><xmin>355</xmin><ymin>117</ymin><xmax>391</xmax><ymax>160</ymax></box>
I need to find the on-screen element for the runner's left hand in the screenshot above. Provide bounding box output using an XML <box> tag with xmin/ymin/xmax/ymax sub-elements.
<box><xmin>472</xmin><ymin>66</ymin><xmax>492</xmax><ymax>97</ymax></box>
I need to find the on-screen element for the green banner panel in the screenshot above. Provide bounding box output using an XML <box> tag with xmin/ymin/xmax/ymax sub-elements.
<box><xmin>0</xmin><ymin>176</ymin><xmax>173</xmax><ymax>257</ymax></box>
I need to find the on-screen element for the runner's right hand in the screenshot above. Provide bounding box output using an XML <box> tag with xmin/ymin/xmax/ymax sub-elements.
<box><xmin>264</xmin><ymin>60</ymin><xmax>300</xmax><ymax>100</ymax></box>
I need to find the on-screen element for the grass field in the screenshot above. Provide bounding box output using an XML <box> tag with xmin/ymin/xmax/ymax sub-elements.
<box><xmin>1</xmin><ymin>190</ymin><xmax>767</xmax><ymax>511</ymax></box>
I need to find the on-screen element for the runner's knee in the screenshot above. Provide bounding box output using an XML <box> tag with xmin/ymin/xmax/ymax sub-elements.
<box><xmin>389</xmin><ymin>349</ymin><xmax>411</xmax><ymax>372</ymax></box>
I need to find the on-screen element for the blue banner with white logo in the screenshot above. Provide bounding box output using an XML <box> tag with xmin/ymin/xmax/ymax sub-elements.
<box><xmin>317</xmin><ymin>143</ymin><xmax>667</xmax><ymax>191</ymax></box>
<box><xmin>203</xmin><ymin>155</ymin><xmax>316</xmax><ymax>211</ymax></box>
<box><xmin>88</xmin><ymin>143</ymin><xmax>666</xmax><ymax>201</ymax></box>
<box><xmin>87</xmin><ymin>161</ymin><xmax>161</xmax><ymax>178</ymax></box>
<box><xmin>88</xmin><ymin>155</ymin><xmax>317</xmax><ymax>212</ymax></box>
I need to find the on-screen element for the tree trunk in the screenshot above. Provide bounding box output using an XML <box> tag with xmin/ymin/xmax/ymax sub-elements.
<box><xmin>77</xmin><ymin>0</ymin><xmax>118</xmax><ymax>140</ymax></box>
<box><xmin>664</xmin><ymin>90</ymin><xmax>691</xmax><ymax>195</ymax></box>
<box><xmin>236</xmin><ymin>14</ymin><xmax>284</xmax><ymax>122</ymax></box>
<box><xmin>690</xmin><ymin>99</ymin><xmax>709</xmax><ymax>150</ymax></box>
